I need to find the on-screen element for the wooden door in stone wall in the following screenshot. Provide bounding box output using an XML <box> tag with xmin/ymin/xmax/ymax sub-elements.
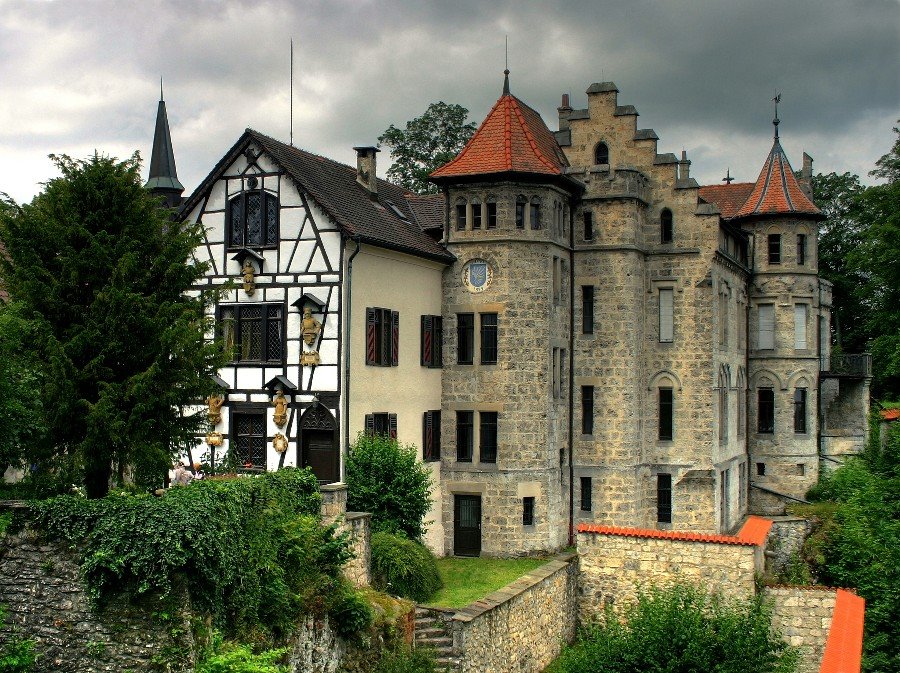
<box><xmin>454</xmin><ymin>495</ymin><xmax>481</xmax><ymax>556</ymax></box>
<box><xmin>300</xmin><ymin>405</ymin><xmax>338</xmax><ymax>483</ymax></box>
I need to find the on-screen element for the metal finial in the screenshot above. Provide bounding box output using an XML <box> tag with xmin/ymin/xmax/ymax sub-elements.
<box><xmin>290</xmin><ymin>38</ymin><xmax>294</xmax><ymax>147</ymax></box>
<box><xmin>723</xmin><ymin>168</ymin><xmax>734</xmax><ymax>185</ymax></box>
<box><xmin>502</xmin><ymin>37</ymin><xmax>510</xmax><ymax>95</ymax></box>
<box><xmin>160</xmin><ymin>77</ymin><xmax>164</xmax><ymax>101</ymax></box>
<box><xmin>772</xmin><ymin>92</ymin><xmax>781</xmax><ymax>140</ymax></box>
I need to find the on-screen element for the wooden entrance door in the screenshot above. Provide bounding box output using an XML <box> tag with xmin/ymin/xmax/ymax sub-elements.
<box><xmin>454</xmin><ymin>495</ymin><xmax>481</xmax><ymax>556</ymax></box>
<box><xmin>300</xmin><ymin>405</ymin><xmax>338</xmax><ymax>483</ymax></box>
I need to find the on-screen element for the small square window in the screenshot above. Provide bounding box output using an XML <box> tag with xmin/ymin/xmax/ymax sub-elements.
<box><xmin>756</xmin><ymin>462</ymin><xmax>766</xmax><ymax>476</ymax></box>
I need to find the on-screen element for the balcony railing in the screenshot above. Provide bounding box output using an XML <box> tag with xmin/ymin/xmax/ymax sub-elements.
<box><xmin>820</xmin><ymin>353</ymin><xmax>872</xmax><ymax>378</ymax></box>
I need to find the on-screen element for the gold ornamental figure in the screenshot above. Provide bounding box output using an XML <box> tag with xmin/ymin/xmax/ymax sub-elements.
<box><xmin>301</xmin><ymin>306</ymin><xmax>322</xmax><ymax>346</ymax></box>
<box><xmin>272</xmin><ymin>388</ymin><xmax>288</xmax><ymax>428</ymax></box>
<box><xmin>273</xmin><ymin>433</ymin><xmax>288</xmax><ymax>454</ymax></box>
<box><xmin>207</xmin><ymin>395</ymin><xmax>224</xmax><ymax>425</ymax></box>
<box><xmin>241</xmin><ymin>260</ymin><xmax>256</xmax><ymax>295</ymax></box>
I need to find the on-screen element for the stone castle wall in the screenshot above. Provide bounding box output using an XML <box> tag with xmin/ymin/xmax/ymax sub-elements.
<box><xmin>764</xmin><ymin>586</ymin><xmax>838</xmax><ymax>673</ymax></box>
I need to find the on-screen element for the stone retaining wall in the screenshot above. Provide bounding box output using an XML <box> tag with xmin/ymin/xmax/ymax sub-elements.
<box><xmin>344</xmin><ymin>512</ymin><xmax>371</xmax><ymax>588</ymax></box>
<box><xmin>766</xmin><ymin>516</ymin><xmax>812</xmax><ymax>576</ymax></box>
<box><xmin>764</xmin><ymin>586</ymin><xmax>838</xmax><ymax>673</ymax></box>
<box><xmin>450</xmin><ymin>554</ymin><xmax>578</xmax><ymax>673</ymax></box>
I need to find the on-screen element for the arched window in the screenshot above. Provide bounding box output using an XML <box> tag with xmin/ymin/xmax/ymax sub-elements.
<box><xmin>660</xmin><ymin>208</ymin><xmax>673</xmax><ymax>244</ymax></box>
<box><xmin>455</xmin><ymin>197</ymin><xmax>467</xmax><ymax>231</ymax></box>
<box><xmin>228</xmin><ymin>189</ymin><xmax>279</xmax><ymax>247</ymax></box>
<box><xmin>515</xmin><ymin>195</ymin><xmax>526</xmax><ymax>229</ymax></box>
<box><xmin>530</xmin><ymin>196</ymin><xmax>542</xmax><ymax>230</ymax></box>
<box><xmin>471</xmin><ymin>197</ymin><xmax>482</xmax><ymax>230</ymax></box>
<box><xmin>594</xmin><ymin>142</ymin><xmax>609</xmax><ymax>165</ymax></box>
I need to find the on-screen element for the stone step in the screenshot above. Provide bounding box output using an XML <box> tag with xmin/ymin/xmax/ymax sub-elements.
<box><xmin>415</xmin><ymin>626</ymin><xmax>446</xmax><ymax>639</ymax></box>
<box><xmin>417</xmin><ymin>637</ymin><xmax>453</xmax><ymax>649</ymax></box>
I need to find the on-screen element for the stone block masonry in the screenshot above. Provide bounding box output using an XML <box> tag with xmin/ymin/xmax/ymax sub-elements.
<box><xmin>763</xmin><ymin>586</ymin><xmax>838</xmax><ymax>673</ymax></box>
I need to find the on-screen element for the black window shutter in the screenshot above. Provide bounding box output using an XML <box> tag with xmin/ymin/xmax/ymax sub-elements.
<box><xmin>421</xmin><ymin>315</ymin><xmax>432</xmax><ymax>366</ymax></box>
<box><xmin>423</xmin><ymin>411</ymin><xmax>433</xmax><ymax>459</ymax></box>
<box><xmin>391</xmin><ymin>311</ymin><xmax>400</xmax><ymax>366</ymax></box>
<box><xmin>365</xmin><ymin>308</ymin><xmax>377</xmax><ymax>365</ymax></box>
<box><xmin>435</xmin><ymin>317</ymin><xmax>443</xmax><ymax>367</ymax></box>
<box><xmin>364</xmin><ymin>414</ymin><xmax>375</xmax><ymax>436</ymax></box>
<box><xmin>388</xmin><ymin>413</ymin><xmax>398</xmax><ymax>440</ymax></box>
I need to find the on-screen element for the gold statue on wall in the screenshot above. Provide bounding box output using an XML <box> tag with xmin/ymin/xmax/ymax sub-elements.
<box><xmin>272</xmin><ymin>388</ymin><xmax>288</xmax><ymax>428</ymax></box>
<box><xmin>273</xmin><ymin>433</ymin><xmax>288</xmax><ymax>454</ymax></box>
<box><xmin>301</xmin><ymin>307</ymin><xmax>322</xmax><ymax>346</ymax></box>
<box><xmin>207</xmin><ymin>395</ymin><xmax>224</xmax><ymax>426</ymax></box>
<box><xmin>242</xmin><ymin>260</ymin><xmax>256</xmax><ymax>296</ymax></box>
<box><xmin>205</xmin><ymin>431</ymin><xmax>223</xmax><ymax>447</ymax></box>
<box><xmin>300</xmin><ymin>350</ymin><xmax>321</xmax><ymax>367</ymax></box>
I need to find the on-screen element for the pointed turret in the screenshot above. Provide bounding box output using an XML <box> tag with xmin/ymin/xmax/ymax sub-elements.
<box><xmin>145</xmin><ymin>82</ymin><xmax>184</xmax><ymax>208</ymax></box>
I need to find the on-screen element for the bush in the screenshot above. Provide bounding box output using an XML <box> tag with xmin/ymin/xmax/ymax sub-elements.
<box><xmin>547</xmin><ymin>584</ymin><xmax>797</xmax><ymax>673</ymax></box>
<box><xmin>346</xmin><ymin>433</ymin><xmax>433</xmax><ymax>540</ymax></box>
<box><xmin>196</xmin><ymin>632</ymin><xmax>287</xmax><ymax>673</ymax></box>
<box><xmin>370</xmin><ymin>531</ymin><xmax>442</xmax><ymax>602</ymax></box>
<box><xmin>328</xmin><ymin>586</ymin><xmax>374</xmax><ymax>638</ymax></box>
<box><xmin>0</xmin><ymin>607</ymin><xmax>37</xmax><ymax>673</ymax></box>
<box><xmin>374</xmin><ymin>645</ymin><xmax>439</xmax><ymax>673</ymax></box>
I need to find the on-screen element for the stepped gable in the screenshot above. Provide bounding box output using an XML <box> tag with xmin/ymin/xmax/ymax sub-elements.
<box><xmin>698</xmin><ymin>182</ymin><xmax>755</xmax><ymax>219</ymax></box>
<box><xmin>733</xmin><ymin>138</ymin><xmax>821</xmax><ymax>219</ymax></box>
<box><xmin>430</xmin><ymin>83</ymin><xmax>568</xmax><ymax>180</ymax></box>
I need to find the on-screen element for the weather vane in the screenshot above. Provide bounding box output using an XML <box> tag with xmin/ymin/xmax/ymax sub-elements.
<box><xmin>723</xmin><ymin>168</ymin><xmax>734</xmax><ymax>185</ymax></box>
<box><xmin>772</xmin><ymin>91</ymin><xmax>781</xmax><ymax>139</ymax></box>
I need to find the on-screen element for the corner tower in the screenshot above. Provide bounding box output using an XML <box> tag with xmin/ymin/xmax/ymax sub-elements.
<box><xmin>430</xmin><ymin>71</ymin><xmax>583</xmax><ymax>556</ymax></box>
<box><xmin>145</xmin><ymin>82</ymin><xmax>185</xmax><ymax>209</ymax></box>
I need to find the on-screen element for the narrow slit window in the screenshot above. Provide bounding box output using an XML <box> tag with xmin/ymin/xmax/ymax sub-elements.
<box><xmin>659</xmin><ymin>388</ymin><xmax>674</xmax><ymax>441</ymax></box>
<box><xmin>582</xmin><ymin>286</ymin><xmax>595</xmax><ymax>334</ymax></box>
<box><xmin>657</xmin><ymin>474</ymin><xmax>672</xmax><ymax>523</ymax></box>
<box><xmin>659</xmin><ymin>289</ymin><xmax>674</xmax><ymax>343</ymax></box>
<box><xmin>580</xmin><ymin>477</ymin><xmax>592</xmax><ymax>511</ymax></box>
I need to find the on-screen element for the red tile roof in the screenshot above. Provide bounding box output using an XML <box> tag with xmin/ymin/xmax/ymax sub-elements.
<box><xmin>819</xmin><ymin>589</ymin><xmax>865</xmax><ymax>673</ymax></box>
<box><xmin>577</xmin><ymin>517</ymin><xmax>772</xmax><ymax>547</ymax></box>
<box><xmin>734</xmin><ymin>140</ymin><xmax>821</xmax><ymax>219</ymax></box>
<box><xmin>880</xmin><ymin>408</ymin><xmax>900</xmax><ymax>421</ymax></box>
<box><xmin>430</xmin><ymin>94</ymin><xmax>568</xmax><ymax>179</ymax></box>
<box><xmin>698</xmin><ymin>182</ymin><xmax>755</xmax><ymax>219</ymax></box>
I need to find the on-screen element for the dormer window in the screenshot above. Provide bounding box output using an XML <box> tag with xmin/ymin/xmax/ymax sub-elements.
<box><xmin>660</xmin><ymin>208</ymin><xmax>673</xmax><ymax>243</ymax></box>
<box><xmin>228</xmin><ymin>188</ymin><xmax>278</xmax><ymax>248</ymax></box>
<box><xmin>594</xmin><ymin>142</ymin><xmax>609</xmax><ymax>165</ymax></box>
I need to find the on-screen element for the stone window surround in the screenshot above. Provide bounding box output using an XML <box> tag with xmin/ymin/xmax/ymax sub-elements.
<box><xmin>446</xmin><ymin>402</ymin><xmax>504</xmax><ymax>466</ymax></box>
<box><xmin>650</xmin><ymin>279</ymin><xmax>678</xmax><ymax>344</ymax></box>
<box><xmin>448</xmin><ymin>303</ymin><xmax>505</xmax><ymax>369</ymax></box>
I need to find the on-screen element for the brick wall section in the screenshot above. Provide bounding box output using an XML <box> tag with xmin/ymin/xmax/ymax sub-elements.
<box><xmin>764</xmin><ymin>586</ymin><xmax>838</xmax><ymax>673</ymax></box>
<box><xmin>576</xmin><ymin>516</ymin><xmax>770</xmax><ymax>621</ymax></box>
<box><xmin>450</xmin><ymin>553</ymin><xmax>577</xmax><ymax>673</ymax></box>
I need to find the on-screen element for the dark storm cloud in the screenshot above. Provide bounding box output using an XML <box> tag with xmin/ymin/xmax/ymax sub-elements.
<box><xmin>1</xmin><ymin>0</ymin><xmax>897</xmax><ymax>202</ymax></box>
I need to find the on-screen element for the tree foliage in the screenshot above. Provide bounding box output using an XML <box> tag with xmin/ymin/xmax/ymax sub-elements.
<box><xmin>378</xmin><ymin>102</ymin><xmax>476</xmax><ymax>194</ymax></box>
<box><xmin>0</xmin><ymin>153</ymin><xmax>226</xmax><ymax>497</ymax></box>
<box><xmin>547</xmin><ymin>584</ymin><xmax>797</xmax><ymax>673</ymax></box>
<box><xmin>346</xmin><ymin>433</ymin><xmax>433</xmax><ymax>540</ymax></box>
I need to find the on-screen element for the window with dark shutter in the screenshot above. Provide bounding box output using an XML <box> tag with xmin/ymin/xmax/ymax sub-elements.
<box><xmin>480</xmin><ymin>313</ymin><xmax>498</xmax><ymax>365</ymax></box>
<box><xmin>391</xmin><ymin>312</ymin><xmax>399</xmax><ymax>366</ymax></box>
<box><xmin>366</xmin><ymin>307</ymin><xmax>399</xmax><ymax>366</ymax></box>
<box><xmin>580</xmin><ymin>477</ymin><xmax>592</xmax><ymax>511</ymax></box>
<box><xmin>457</xmin><ymin>314</ymin><xmax>474</xmax><ymax>365</ymax></box>
<box><xmin>421</xmin><ymin>315</ymin><xmax>443</xmax><ymax>368</ymax></box>
<box><xmin>479</xmin><ymin>412</ymin><xmax>498</xmax><ymax>463</ymax></box>
<box><xmin>366</xmin><ymin>412</ymin><xmax>396</xmax><ymax>437</ymax></box>
<box><xmin>218</xmin><ymin>304</ymin><xmax>284</xmax><ymax>363</ymax></box>
<box><xmin>657</xmin><ymin>474</ymin><xmax>672</xmax><ymax>523</ymax></box>
<box><xmin>389</xmin><ymin>413</ymin><xmax>398</xmax><ymax>440</ymax></box>
<box><xmin>423</xmin><ymin>410</ymin><xmax>441</xmax><ymax>461</ymax></box>
<box><xmin>456</xmin><ymin>411</ymin><xmax>473</xmax><ymax>462</ymax></box>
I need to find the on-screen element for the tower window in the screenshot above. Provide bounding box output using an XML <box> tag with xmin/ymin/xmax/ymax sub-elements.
<box><xmin>768</xmin><ymin>234</ymin><xmax>781</xmax><ymax>264</ymax></box>
<box><xmin>580</xmin><ymin>477</ymin><xmax>592</xmax><ymax>511</ymax></box>
<box><xmin>757</xmin><ymin>304</ymin><xmax>775</xmax><ymax>350</ymax></box>
<box><xmin>486</xmin><ymin>196</ymin><xmax>498</xmax><ymax>229</ymax></box>
<box><xmin>582</xmin><ymin>286</ymin><xmax>595</xmax><ymax>334</ymax></box>
<box><xmin>522</xmin><ymin>497</ymin><xmax>535</xmax><ymax>526</ymax></box>
<box><xmin>455</xmin><ymin>198</ymin><xmax>467</xmax><ymax>230</ymax></box>
<box><xmin>794</xmin><ymin>388</ymin><xmax>808</xmax><ymax>434</ymax></box>
<box><xmin>659</xmin><ymin>388</ymin><xmax>674</xmax><ymax>441</ymax></box>
<box><xmin>594</xmin><ymin>142</ymin><xmax>609</xmax><ymax>165</ymax></box>
<box><xmin>581</xmin><ymin>386</ymin><xmax>594</xmax><ymax>435</ymax></box>
<box><xmin>583</xmin><ymin>211</ymin><xmax>594</xmax><ymax>241</ymax></box>
<box><xmin>457</xmin><ymin>313</ymin><xmax>474</xmax><ymax>365</ymax></box>
<box><xmin>659</xmin><ymin>289</ymin><xmax>674</xmax><ymax>343</ymax></box>
<box><xmin>660</xmin><ymin>208</ymin><xmax>673</xmax><ymax>243</ymax></box>
<box><xmin>530</xmin><ymin>197</ymin><xmax>542</xmax><ymax>230</ymax></box>
<box><xmin>758</xmin><ymin>388</ymin><xmax>775</xmax><ymax>434</ymax></box>
<box><xmin>515</xmin><ymin>195</ymin><xmax>526</xmax><ymax>229</ymax></box>
<box><xmin>480</xmin><ymin>313</ymin><xmax>498</xmax><ymax>365</ymax></box>
<box><xmin>479</xmin><ymin>411</ymin><xmax>498</xmax><ymax>463</ymax></box>
<box><xmin>456</xmin><ymin>411</ymin><xmax>473</xmax><ymax>462</ymax></box>
<box><xmin>657</xmin><ymin>474</ymin><xmax>672</xmax><ymax>523</ymax></box>
<box><xmin>471</xmin><ymin>198</ymin><xmax>482</xmax><ymax>230</ymax></box>
<box><xmin>797</xmin><ymin>234</ymin><xmax>807</xmax><ymax>265</ymax></box>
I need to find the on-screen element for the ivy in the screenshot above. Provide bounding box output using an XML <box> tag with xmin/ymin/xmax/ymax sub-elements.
<box><xmin>29</xmin><ymin>469</ymin><xmax>360</xmax><ymax>640</ymax></box>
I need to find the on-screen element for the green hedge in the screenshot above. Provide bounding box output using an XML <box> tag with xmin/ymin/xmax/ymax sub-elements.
<box><xmin>370</xmin><ymin>531</ymin><xmax>442</xmax><ymax>602</ymax></box>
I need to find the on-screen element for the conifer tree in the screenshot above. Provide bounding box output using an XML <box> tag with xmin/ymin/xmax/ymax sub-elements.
<box><xmin>0</xmin><ymin>153</ymin><xmax>225</xmax><ymax>497</ymax></box>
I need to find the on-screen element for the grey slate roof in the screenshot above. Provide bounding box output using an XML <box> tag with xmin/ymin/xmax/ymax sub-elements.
<box><xmin>180</xmin><ymin>129</ymin><xmax>453</xmax><ymax>264</ymax></box>
<box><xmin>145</xmin><ymin>99</ymin><xmax>184</xmax><ymax>192</ymax></box>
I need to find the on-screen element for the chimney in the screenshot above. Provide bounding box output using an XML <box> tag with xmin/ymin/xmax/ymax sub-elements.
<box><xmin>679</xmin><ymin>149</ymin><xmax>691</xmax><ymax>181</ymax></box>
<box><xmin>558</xmin><ymin>93</ymin><xmax>572</xmax><ymax>130</ymax></box>
<box><xmin>799</xmin><ymin>152</ymin><xmax>814</xmax><ymax>197</ymax></box>
<box><xmin>353</xmin><ymin>146</ymin><xmax>379</xmax><ymax>198</ymax></box>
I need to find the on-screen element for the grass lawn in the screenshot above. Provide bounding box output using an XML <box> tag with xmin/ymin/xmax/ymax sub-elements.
<box><xmin>426</xmin><ymin>556</ymin><xmax>548</xmax><ymax>609</ymax></box>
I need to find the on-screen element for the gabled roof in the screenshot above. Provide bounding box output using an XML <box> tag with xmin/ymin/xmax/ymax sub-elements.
<box><xmin>406</xmin><ymin>193</ymin><xmax>445</xmax><ymax>232</ymax></box>
<box><xmin>698</xmin><ymin>183</ymin><xmax>755</xmax><ymax>219</ymax></box>
<box><xmin>180</xmin><ymin>129</ymin><xmax>453</xmax><ymax>263</ymax></box>
<box><xmin>733</xmin><ymin>138</ymin><xmax>821</xmax><ymax>219</ymax></box>
<box><xmin>430</xmin><ymin>87</ymin><xmax>569</xmax><ymax>180</ymax></box>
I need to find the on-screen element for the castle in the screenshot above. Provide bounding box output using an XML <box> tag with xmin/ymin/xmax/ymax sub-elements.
<box><xmin>150</xmin><ymin>73</ymin><xmax>870</xmax><ymax>556</ymax></box>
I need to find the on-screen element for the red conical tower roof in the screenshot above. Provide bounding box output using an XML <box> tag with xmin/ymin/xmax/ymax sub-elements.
<box><xmin>431</xmin><ymin>71</ymin><xmax>568</xmax><ymax>180</ymax></box>
<box><xmin>733</xmin><ymin>137</ymin><xmax>820</xmax><ymax>219</ymax></box>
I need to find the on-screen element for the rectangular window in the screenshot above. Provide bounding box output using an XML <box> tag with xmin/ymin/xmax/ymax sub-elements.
<box><xmin>552</xmin><ymin>347</ymin><xmax>561</xmax><ymax>399</ymax></box>
<box><xmin>515</xmin><ymin>200</ymin><xmax>525</xmax><ymax>229</ymax></box>
<box><xmin>797</xmin><ymin>234</ymin><xmax>807</xmax><ymax>265</ymax></box>
<box><xmin>659</xmin><ymin>289</ymin><xmax>674</xmax><ymax>343</ymax></box>
<box><xmin>479</xmin><ymin>411</ymin><xmax>498</xmax><ymax>463</ymax></box>
<box><xmin>365</xmin><ymin>307</ymin><xmax>399</xmax><ymax>366</ymax></box>
<box><xmin>657</xmin><ymin>474</ymin><xmax>672</xmax><ymax>523</ymax></box>
<box><xmin>738</xmin><ymin>462</ymin><xmax>747</xmax><ymax>509</ymax></box>
<box><xmin>757</xmin><ymin>462</ymin><xmax>766</xmax><ymax>476</ymax></box>
<box><xmin>522</xmin><ymin>497</ymin><xmax>535</xmax><ymax>526</ymax></box>
<box><xmin>456</xmin><ymin>203</ymin><xmax>467</xmax><ymax>230</ymax></box>
<box><xmin>486</xmin><ymin>201</ymin><xmax>497</xmax><ymax>229</ymax></box>
<box><xmin>758</xmin><ymin>304</ymin><xmax>775</xmax><ymax>350</ymax></box>
<box><xmin>423</xmin><ymin>410</ymin><xmax>441</xmax><ymax>461</ymax></box>
<box><xmin>768</xmin><ymin>234</ymin><xmax>781</xmax><ymax>264</ymax></box>
<box><xmin>794</xmin><ymin>388</ymin><xmax>808</xmax><ymax>434</ymax></box>
<box><xmin>220</xmin><ymin>304</ymin><xmax>284</xmax><ymax>363</ymax></box>
<box><xmin>582</xmin><ymin>286</ymin><xmax>595</xmax><ymax>334</ymax></box>
<box><xmin>233</xmin><ymin>410</ymin><xmax>266</xmax><ymax>469</ymax></box>
<box><xmin>420</xmin><ymin>315</ymin><xmax>443</xmax><ymax>368</ymax></box>
<box><xmin>530</xmin><ymin>201</ymin><xmax>541</xmax><ymax>230</ymax></box>
<box><xmin>365</xmin><ymin>412</ymin><xmax>397</xmax><ymax>439</ymax></box>
<box><xmin>581</xmin><ymin>386</ymin><xmax>594</xmax><ymax>435</ymax></box>
<box><xmin>580</xmin><ymin>477</ymin><xmax>592</xmax><ymax>511</ymax></box>
<box><xmin>758</xmin><ymin>388</ymin><xmax>775</xmax><ymax>434</ymax></box>
<box><xmin>719</xmin><ymin>293</ymin><xmax>728</xmax><ymax>349</ymax></box>
<box><xmin>794</xmin><ymin>304</ymin><xmax>808</xmax><ymax>350</ymax></box>
<box><xmin>552</xmin><ymin>257</ymin><xmax>561</xmax><ymax>305</ymax></box>
<box><xmin>457</xmin><ymin>313</ymin><xmax>474</xmax><ymax>365</ymax></box>
<box><xmin>480</xmin><ymin>313</ymin><xmax>498</xmax><ymax>365</ymax></box>
<box><xmin>659</xmin><ymin>388</ymin><xmax>674</xmax><ymax>441</ymax></box>
<box><xmin>472</xmin><ymin>202</ymin><xmax>482</xmax><ymax>230</ymax></box>
<box><xmin>456</xmin><ymin>411</ymin><xmax>473</xmax><ymax>462</ymax></box>
<box><xmin>583</xmin><ymin>211</ymin><xmax>594</xmax><ymax>241</ymax></box>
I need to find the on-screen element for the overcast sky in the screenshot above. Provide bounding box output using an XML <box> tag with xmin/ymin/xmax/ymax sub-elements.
<box><xmin>1</xmin><ymin>0</ymin><xmax>898</xmax><ymax>204</ymax></box>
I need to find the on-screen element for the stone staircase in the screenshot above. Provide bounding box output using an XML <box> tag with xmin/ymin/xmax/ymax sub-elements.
<box><xmin>414</xmin><ymin>606</ymin><xmax>459</xmax><ymax>672</ymax></box>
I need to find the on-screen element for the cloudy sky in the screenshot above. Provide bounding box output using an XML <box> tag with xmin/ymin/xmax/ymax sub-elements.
<box><xmin>1</xmin><ymin>0</ymin><xmax>897</xmax><ymax>203</ymax></box>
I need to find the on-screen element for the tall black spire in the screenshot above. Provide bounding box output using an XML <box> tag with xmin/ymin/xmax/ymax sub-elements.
<box><xmin>502</xmin><ymin>68</ymin><xmax>510</xmax><ymax>95</ymax></box>
<box><xmin>145</xmin><ymin>81</ymin><xmax>184</xmax><ymax>208</ymax></box>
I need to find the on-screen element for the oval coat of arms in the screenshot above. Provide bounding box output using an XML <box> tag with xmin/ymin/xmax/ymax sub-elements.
<box><xmin>462</xmin><ymin>259</ymin><xmax>493</xmax><ymax>293</ymax></box>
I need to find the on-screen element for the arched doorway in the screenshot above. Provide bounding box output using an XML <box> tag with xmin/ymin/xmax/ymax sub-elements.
<box><xmin>299</xmin><ymin>404</ymin><xmax>338</xmax><ymax>483</ymax></box>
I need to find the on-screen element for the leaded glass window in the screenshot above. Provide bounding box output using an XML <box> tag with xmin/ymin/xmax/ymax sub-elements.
<box><xmin>227</xmin><ymin>189</ymin><xmax>279</xmax><ymax>247</ymax></box>
<box><xmin>234</xmin><ymin>411</ymin><xmax>266</xmax><ymax>469</ymax></box>
<box><xmin>219</xmin><ymin>304</ymin><xmax>283</xmax><ymax>363</ymax></box>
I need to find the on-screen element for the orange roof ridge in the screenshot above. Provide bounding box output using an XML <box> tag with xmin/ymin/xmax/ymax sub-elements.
<box><xmin>509</xmin><ymin>97</ymin><xmax>559</xmax><ymax>172</ymax></box>
<box><xmin>576</xmin><ymin>523</ymin><xmax>759</xmax><ymax>546</ymax></box>
<box><xmin>819</xmin><ymin>589</ymin><xmax>865</xmax><ymax>673</ymax></box>
<box><xmin>734</xmin><ymin>139</ymin><xmax>821</xmax><ymax>219</ymax></box>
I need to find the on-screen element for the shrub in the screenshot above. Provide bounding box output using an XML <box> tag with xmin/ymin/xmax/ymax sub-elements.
<box><xmin>374</xmin><ymin>645</ymin><xmax>439</xmax><ymax>673</ymax></box>
<box><xmin>346</xmin><ymin>433</ymin><xmax>433</xmax><ymax>540</ymax></box>
<box><xmin>0</xmin><ymin>607</ymin><xmax>37</xmax><ymax>673</ymax></box>
<box><xmin>328</xmin><ymin>586</ymin><xmax>374</xmax><ymax>638</ymax></box>
<box><xmin>370</xmin><ymin>531</ymin><xmax>442</xmax><ymax>602</ymax></box>
<box><xmin>196</xmin><ymin>632</ymin><xmax>287</xmax><ymax>673</ymax></box>
<box><xmin>547</xmin><ymin>584</ymin><xmax>797</xmax><ymax>673</ymax></box>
